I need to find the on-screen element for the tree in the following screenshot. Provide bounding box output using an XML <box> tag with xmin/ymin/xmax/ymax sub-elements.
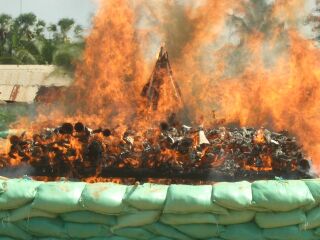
<box><xmin>0</xmin><ymin>13</ymin><xmax>84</xmax><ymax>74</ymax></box>
<box><xmin>74</xmin><ymin>25</ymin><xmax>83</xmax><ymax>40</ymax></box>
<box><xmin>223</xmin><ymin>0</ymin><xmax>288</xmax><ymax>76</ymax></box>
<box><xmin>53</xmin><ymin>41</ymin><xmax>84</xmax><ymax>73</ymax></box>
<box><xmin>0</xmin><ymin>14</ymin><xmax>13</xmax><ymax>56</ymax></box>
<box><xmin>13</xmin><ymin>13</ymin><xmax>37</xmax><ymax>40</ymax></box>
<box><xmin>35</xmin><ymin>20</ymin><xmax>46</xmax><ymax>38</ymax></box>
<box><xmin>0</xmin><ymin>14</ymin><xmax>12</xmax><ymax>42</ymax></box>
<box><xmin>58</xmin><ymin>18</ymin><xmax>75</xmax><ymax>42</ymax></box>
<box><xmin>308</xmin><ymin>0</ymin><xmax>320</xmax><ymax>42</ymax></box>
<box><xmin>48</xmin><ymin>23</ymin><xmax>58</xmax><ymax>39</ymax></box>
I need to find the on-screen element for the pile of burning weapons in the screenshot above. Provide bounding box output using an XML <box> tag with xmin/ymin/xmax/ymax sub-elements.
<box><xmin>0</xmin><ymin>120</ymin><xmax>312</xmax><ymax>181</ymax></box>
<box><xmin>0</xmin><ymin>46</ymin><xmax>314</xmax><ymax>182</ymax></box>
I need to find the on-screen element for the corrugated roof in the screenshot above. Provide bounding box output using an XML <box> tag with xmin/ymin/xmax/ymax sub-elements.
<box><xmin>0</xmin><ymin>65</ymin><xmax>72</xmax><ymax>102</ymax></box>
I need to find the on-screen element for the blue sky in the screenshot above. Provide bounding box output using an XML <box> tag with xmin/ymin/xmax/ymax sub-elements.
<box><xmin>0</xmin><ymin>0</ymin><xmax>98</xmax><ymax>28</ymax></box>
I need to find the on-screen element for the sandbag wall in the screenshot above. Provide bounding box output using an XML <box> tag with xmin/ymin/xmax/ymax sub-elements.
<box><xmin>0</xmin><ymin>179</ymin><xmax>320</xmax><ymax>240</ymax></box>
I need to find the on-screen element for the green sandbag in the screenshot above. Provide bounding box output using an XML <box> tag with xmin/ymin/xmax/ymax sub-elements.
<box><xmin>65</xmin><ymin>222</ymin><xmax>111</xmax><ymax>238</ymax></box>
<box><xmin>304</xmin><ymin>202</ymin><xmax>318</xmax><ymax>212</ymax></box>
<box><xmin>251</xmin><ymin>180</ymin><xmax>315</xmax><ymax>211</ymax></box>
<box><xmin>304</xmin><ymin>180</ymin><xmax>320</xmax><ymax>203</ymax></box>
<box><xmin>212</xmin><ymin>181</ymin><xmax>252</xmax><ymax>210</ymax></box>
<box><xmin>152</xmin><ymin>238</ymin><xmax>172</xmax><ymax>240</ymax></box>
<box><xmin>0</xmin><ymin>211</ymin><xmax>9</xmax><ymax>219</ymax></box>
<box><xmin>301</xmin><ymin>180</ymin><xmax>320</xmax><ymax>211</ymax></box>
<box><xmin>173</xmin><ymin>224</ymin><xmax>224</xmax><ymax>239</ymax></box>
<box><xmin>0</xmin><ymin>179</ymin><xmax>41</xmax><ymax>210</ymax></box>
<box><xmin>88</xmin><ymin>237</ymin><xmax>131</xmax><ymax>240</ymax></box>
<box><xmin>164</xmin><ymin>185</ymin><xmax>228</xmax><ymax>214</ymax></box>
<box><xmin>5</xmin><ymin>203</ymin><xmax>56</xmax><ymax>222</ymax></box>
<box><xmin>113</xmin><ymin>211</ymin><xmax>160</xmax><ymax>229</ymax></box>
<box><xmin>107</xmin><ymin>238</ymin><xmax>132</xmax><ymax>240</ymax></box>
<box><xmin>0</xmin><ymin>222</ymin><xmax>32</xmax><ymax>239</ymax></box>
<box><xmin>301</xmin><ymin>207</ymin><xmax>320</xmax><ymax>230</ymax></box>
<box><xmin>80</xmin><ymin>183</ymin><xmax>128</xmax><ymax>214</ymax></box>
<box><xmin>314</xmin><ymin>228</ymin><xmax>320</xmax><ymax>236</ymax></box>
<box><xmin>218</xmin><ymin>210</ymin><xmax>255</xmax><ymax>225</ymax></box>
<box><xmin>256</xmin><ymin>209</ymin><xmax>306</xmax><ymax>229</ymax></box>
<box><xmin>160</xmin><ymin>213</ymin><xmax>218</xmax><ymax>225</ymax></box>
<box><xmin>60</xmin><ymin>211</ymin><xmax>116</xmax><ymax>225</ymax></box>
<box><xmin>263</xmin><ymin>225</ymin><xmax>317</xmax><ymax>240</ymax></box>
<box><xmin>30</xmin><ymin>238</ymin><xmax>66</xmax><ymax>240</ymax></box>
<box><xmin>113</xmin><ymin>227</ymin><xmax>155</xmax><ymax>240</ymax></box>
<box><xmin>124</xmin><ymin>184</ymin><xmax>168</xmax><ymax>210</ymax></box>
<box><xmin>16</xmin><ymin>217</ymin><xmax>66</xmax><ymax>238</ymax></box>
<box><xmin>145</xmin><ymin>222</ymin><xmax>192</xmax><ymax>240</ymax></box>
<box><xmin>221</xmin><ymin>222</ymin><xmax>264</xmax><ymax>240</ymax></box>
<box><xmin>33</xmin><ymin>181</ymin><xmax>85</xmax><ymax>213</ymax></box>
<box><xmin>36</xmin><ymin>238</ymin><xmax>72</xmax><ymax>240</ymax></box>
<box><xmin>36</xmin><ymin>238</ymin><xmax>70</xmax><ymax>240</ymax></box>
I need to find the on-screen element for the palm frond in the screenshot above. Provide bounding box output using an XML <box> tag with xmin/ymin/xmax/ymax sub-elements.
<box><xmin>15</xmin><ymin>49</ymin><xmax>38</xmax><ymax>64</ymax></box>
<box><xmin>0</xmin><ymin>56</ymin><xmax>21</xmax><ymax>64</ymax></box>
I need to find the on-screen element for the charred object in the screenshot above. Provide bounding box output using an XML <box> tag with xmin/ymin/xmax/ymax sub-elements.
<box><xmin>0</xmin><ymin>121</ymin><xmax>314</xmax><ymax>182</ymax></box>
<box><xmin>141</xmin><ymin>46</ymin><xmax>182</xmax><ymax>110</ymax></box>
<box><xmin>0</xmin><ymin>47</ymin><xmax>315</xmax><ymax>183</ymax></box>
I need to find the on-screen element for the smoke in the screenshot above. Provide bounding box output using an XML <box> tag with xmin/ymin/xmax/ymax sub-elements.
<box><xmin>31</xmin><ymin>0</ymin><xmax>313</xmax><ymax>127</ymax></box>
<box><xmin>131</xmin><ymin>0</ymin><xmax>320</xmax><ymax>168</ymax></box>
<box><xmin>15</xmin><ymin>0</ymin><xmax>320</xmax><ymax>168</ymax></box>
<box><xmin>132</xmin><ymin>0</ymin><xmax>313</xmax><ymax>125</ymax></box>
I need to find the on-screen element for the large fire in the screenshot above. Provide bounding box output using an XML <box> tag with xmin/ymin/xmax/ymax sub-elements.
<box><xmin>1</xmin><ymin>0</ymin><xmax>320</xmax><ymax>181</ymax></box>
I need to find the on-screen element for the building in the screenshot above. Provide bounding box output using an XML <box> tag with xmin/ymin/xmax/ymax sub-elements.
<box><xmin>0</xmin><ymin>65</ymin><xmax>72</xmax><ymax>103</ymax></box>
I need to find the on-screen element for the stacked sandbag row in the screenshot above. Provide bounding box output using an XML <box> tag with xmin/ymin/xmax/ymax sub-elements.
<box><xmin>0</xmin><ymin>179</ymin><xmax>320</xmax><ymax>239</ymax></box>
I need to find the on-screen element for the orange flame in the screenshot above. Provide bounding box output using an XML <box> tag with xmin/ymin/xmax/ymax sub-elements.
<box><xmin>216</xmin><ymin>31</ymin><xmax>320</xmax><ymax>169</ymax></box>
<box><xmin>7</xmin><ymin>0</ymin><xmax>320</xmax><ymax>173</ymax></box>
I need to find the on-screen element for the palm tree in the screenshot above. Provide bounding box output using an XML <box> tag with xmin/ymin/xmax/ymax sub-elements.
<box><xmin>0</xmin><ymin>14</ymin><xmax>12</xmax><ymax>43</ymax></box>
<box><xmin>223</xmin><ymin>0</ymin><xmax>288</xmax><ymax>76</ymax></box>
<box><xmin>0</xmin><ymin>13</ymin><xmax>84</xmax><ymax>71</ymax></box>
<box><xmin>308</xmin><ymin>0</ymin><xmax>320</xmax><ymax>42</ymax></box>
<box><xmin>13</xmin><ymin>13</ymin><xmax>37</xmax><ymax>40</ymax></box>
<box><xmin>10</xmin><ymin>13</ymin><xmax>46</xmax><ymax>64</ymax></box>
<box><xmin>0</xmin><ymin>14</ymin><xmax>13</xmax><ymax>56</ymax></box>
<box><xmin>53</xmin><ymin>41</ymin><xmax>84</xmax><ymax>73</ymax></box>
<box><xmin>57</xmin><ymin>18</ymin><xmax>75</xmax><ymax>43</ymax></box>
<box><xmin>48</xmin><ymin>23</ymin><xmax>58</xmax><ymax>39</ymax></box>
<box><xmin>0</xmin><ymin>14</ymin><xmax>17</xmax><ymax>63</ymax></box>
<box><xmin>35</xmin><ymin>20</ymin><xmax>46</xmax><ymax>38</ymax></box>
<box><xmin>74</xmin><ymin>24</ymin><xmax>83</xmax><ymax>40</ymax></box>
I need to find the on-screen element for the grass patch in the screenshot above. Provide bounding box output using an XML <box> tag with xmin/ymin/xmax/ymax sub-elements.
<box><xmin>0</xmin><ymin>103</ymin><xmax>36</xmax><ymax>131</ymax></box>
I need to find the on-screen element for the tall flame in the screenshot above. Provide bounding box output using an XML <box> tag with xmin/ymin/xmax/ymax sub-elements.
<box><xmin>216</xmin><ymin>31</ymin><xmax>320</xmax><ymax>169</ymax></box>
<box><xmin>72</xmin><ymin>0</ymin><xmax>145</xmax><ymax>127</ymax></box>
<box><xmin>10</xmin><ymin>0</ymin><xmax>320</xmax><ymax>170</ymax></box>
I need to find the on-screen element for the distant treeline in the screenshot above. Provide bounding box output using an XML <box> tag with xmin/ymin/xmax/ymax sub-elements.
<box><xmin>0</xmin><ymin>13</ymin><xmax>85</xmax><ymax>73</ymax></box>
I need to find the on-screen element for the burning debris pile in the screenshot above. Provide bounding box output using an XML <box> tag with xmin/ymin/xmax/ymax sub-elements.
<box><xmin>0</xmin><ymin>46</ymin><xmax>315</xmax><ymax>183</ymax></box>
<box><xmin>0</xmin><ymin>120</ymin><xmax>312</xmax><ymax>182</ymax></box>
